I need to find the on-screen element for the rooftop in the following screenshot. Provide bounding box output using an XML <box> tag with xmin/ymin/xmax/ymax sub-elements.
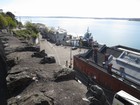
<box><xmin>82</xmin><ymin>45</ymin><xmax>140</xmax><ymax>89</ymax></box>
<box><xmin>56</xmin><ymin>27</ymin><xmax>67</xmax><ymax>34</ymax></box>
<box><xmin>110</xmin><ymin>50</ymin><xmax>140</xmax><ymax>87</ymax></box>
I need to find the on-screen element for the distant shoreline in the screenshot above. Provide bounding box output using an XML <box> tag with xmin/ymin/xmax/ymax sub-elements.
<box><xmin>16</xmin><ymin>16</ymin><xmax>140</xmax><ymax>21</ymax></box>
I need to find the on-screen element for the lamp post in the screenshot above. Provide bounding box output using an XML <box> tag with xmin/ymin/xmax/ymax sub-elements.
<box><xmin>69</xmin><ymin>39</ymin><xmax>72</xmax><ymax>68</ymax></box>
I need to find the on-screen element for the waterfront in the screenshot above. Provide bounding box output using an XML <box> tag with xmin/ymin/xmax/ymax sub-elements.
<box><xmin>20</xmin><ymin>17</ymin><xmax>140</xmax><ymax>50</ymax></box>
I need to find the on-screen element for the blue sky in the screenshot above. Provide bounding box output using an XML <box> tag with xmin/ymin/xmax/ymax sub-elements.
<box><xmin>1</xmin><ymin>0</ymin><xmax>140</xmax><ymax>18</ymax></box>
<box><xmin>0</xmin><ymin>0</ymin><xmax>11</xmax><ymax>5</ymax></box>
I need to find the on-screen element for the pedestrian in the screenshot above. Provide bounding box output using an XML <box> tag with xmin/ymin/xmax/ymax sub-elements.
<box><xmin>66</xmin><ymin>60</ymin><xmax>68</xmax><ymax>67</ymax></box>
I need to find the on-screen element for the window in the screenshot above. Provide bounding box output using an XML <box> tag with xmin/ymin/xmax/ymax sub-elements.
<box><xmin>115</xmin><ymin>94</ymin><xmax>134</xmax><ymax>105</ymax></box>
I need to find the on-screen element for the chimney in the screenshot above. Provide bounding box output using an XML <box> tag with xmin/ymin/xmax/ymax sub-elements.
<box><xmin>107</xmin><ymin>63</ymin><xmax>112</xmax><ymax>74</ymax></box>
<box><xmin>120</xmin><ymin>67</ymin><xmax>125</xmax><ymax>79</ymax></box>
<box><xmin>93</xmin><ymin>48</ymin><xmax>98</xmax><ymax>63</ymax></box>
<box><xmin>104</xmin><ymin>53</ymin><xmax>109</xmax><ymax>62</ymax></box>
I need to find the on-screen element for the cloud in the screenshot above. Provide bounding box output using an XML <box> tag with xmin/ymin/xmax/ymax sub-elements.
<box><xmin>1</xmin><ymin>0</ymin><xmax>140</xmax><ymax>17</ymax></box>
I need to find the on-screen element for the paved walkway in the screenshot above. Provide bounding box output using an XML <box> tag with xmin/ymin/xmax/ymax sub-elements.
<box><xmin>39</xmin><ymin>36</ymin><xmax>87</xmax><ymax>67</ymax></box>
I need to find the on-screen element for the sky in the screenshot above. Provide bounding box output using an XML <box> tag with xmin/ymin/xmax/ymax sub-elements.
<box><xmin>1</xmin><ymin>0</ymin><xmax>140</xmax><ymax>18</ymax></box>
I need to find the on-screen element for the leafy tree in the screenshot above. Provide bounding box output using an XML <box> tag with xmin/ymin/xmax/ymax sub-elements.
<box><xmin>14</xmin><ymin>29</ymin><xmax>38</xmax><ymax>39</ymax></box>
<box><xmin>25</xmin><ymin>21</ymin><xmax>32</xmax><ymax>29</ymax></box>
<box><xmin>17</xmin><ymin>21</ymin><xmax>23</xmax><ymax>28</ymax></box>
<box><xmin>14</xmin><ymin>21</ymin><xmax>38</xmax><ymax>39</ymax></box>
<box><xmin>6</xmin><ymin>11</ymin><xmax>15</xmax><ymax>20</ymax></box>
<box><xmin>48</xmin><ymin>27</ymin><xmax>55</xmax><ymax>34</ymax></box>
<box><xmin>42</xmin><ymin>27</ymin><xmax>49</xmax><ymax>34</ymax></box>
<box><xmin>0</xmin><ymin>14</ymin><xmax>8</xmax><ymax>29</ymax></box>
<box><xmin>25</xmin><ymin>21</ymin><xmax>38</xmax><ymax>34</ymax></box>
<box><xmin>31</xmin><ymin>31</ymin><xmax>38</xmax><ymax>38</ymax></box>
<box><xmin>6</xmin><ymin>16</ymin><xmax>17</xmax><ymax>29</ymax></box>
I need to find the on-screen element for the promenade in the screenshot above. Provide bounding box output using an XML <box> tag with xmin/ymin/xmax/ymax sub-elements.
<box><xmin>39</xmin><ymin>36</ymin><xmax>87</xmax><ymax>67</ymax></box>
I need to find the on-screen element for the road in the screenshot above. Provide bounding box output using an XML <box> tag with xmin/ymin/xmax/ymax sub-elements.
<box><xmin>40</xmin><ymin>38</ymin><xmax>87</xmax><ymax>67</ymax></box>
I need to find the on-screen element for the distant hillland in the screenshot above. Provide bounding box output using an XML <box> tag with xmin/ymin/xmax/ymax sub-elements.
<box><xmin>16</xmin><ymin>16</ymin><xmax>140</xmax><ymax>21</ymax></box>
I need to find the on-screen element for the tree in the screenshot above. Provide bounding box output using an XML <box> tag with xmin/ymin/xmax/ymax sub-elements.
<box><xmin>17</xmin><ymin>21</ymin><xmax>23</xmax><ymax>28</ymax></box>
<box><xmin>0</xmin><ymin>14</ymin><xmax>8</xmax><ymax>29</ymax></box>
<box><xmin>6</xmin><ymin>16</ymin><xmax>17</xmax><ymax>29</ymax></box>
<box><xmin>14</xmin><ymin>22</ymin><xmax>39</xmax><ymax>39</ymax></box>
<box><xmin>25</xmin><ymin>21</ymin><xmax>38</xmax><ymax>34</ymax></box>
<box><xmin>48</xmin><ymin>27</ymin><xmax>55</xmax><ymax>34</ymax></box>
<box><xmin>43</xmin><ymin>27</ymin><xmax>49</xmax><ymax>34</ymax></box>
<box><xmin>6</xmin><ymin>11</ymin><xmax>15</xmax><ymax>20</ymax></box>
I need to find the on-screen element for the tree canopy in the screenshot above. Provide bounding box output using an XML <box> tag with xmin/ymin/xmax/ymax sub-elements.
<box><xmin>0</xmin><ymin>12</ymin><xmax>17</xmax><ymax>30</ymax></box>
<box><xmin>14</xmin><ymin>29</ymin><xmax>38</xmax><ymax>39</ymax></box>
<box><xmin>25</xmin><ymin>21</ymin><xmax>39</xmax><ymax>34</ymax></box>
<box><xmin>6</xmin><ymin>16</ymin><xmax>17</xmax><ymax>29</ymax></box>
<box><xmin>14</xmin><ymin>22</ymin><xmax>39</xmax><ymax>39</ymax></box>
<box><xmin>0</xmin><ymin>14</ymin><xmax>8</xmax><ymax>29</ymax></box>
<box><xmin>6</xmin><ymin>11</ymin><xmax>15</xmax><ymax>20</ymax></box>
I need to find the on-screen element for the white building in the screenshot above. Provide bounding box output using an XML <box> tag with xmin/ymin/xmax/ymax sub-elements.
<box><xmin>56</xmin><ymin>27</ymin><xmax>67</xmax><ymax>44</ymax></box>
<box><xmin>49</xmin><ymin>27</ymin><xmax>67</xmax><ymax>45</ymax></box>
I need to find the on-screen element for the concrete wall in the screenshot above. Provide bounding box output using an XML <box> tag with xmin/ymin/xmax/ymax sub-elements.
<box><xmin>35</xmin><ymin>37</ymin><xmax>39</xmax><ymax>44</ymax></box>
<box><xmin>32</xmin><ymin>37</ymin><xmax>39</xmax><ymax>44</ymax></box>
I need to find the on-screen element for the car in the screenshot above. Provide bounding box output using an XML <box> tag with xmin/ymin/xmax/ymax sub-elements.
<box><xmin>56</xmin><ymin>42</ymin><xmax>61</xmax><ymax>46</ymax></box>
<box><xmin>71</xmin><ymin>47</ymin><xmax>77</xmax><ymax>50</ymax></box>
<box><xmin>31</xmin><ymin>50</ymin><xmax>47</xmax><ymax>58</ymax></box>
<box><xmin>40</xmin><ymin>56</ymin><xmax>56</xmax><ymax>64</ymax></box>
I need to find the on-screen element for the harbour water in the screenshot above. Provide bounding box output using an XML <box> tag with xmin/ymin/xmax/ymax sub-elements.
<box><xmin>19</xmin><ymin>17</ymin><xmax>140</xmax><ymax>50</ymax></box>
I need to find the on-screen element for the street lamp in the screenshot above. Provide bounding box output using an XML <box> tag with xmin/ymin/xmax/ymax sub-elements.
<box><xmin>69</xmin><ymin>39</ymin><xmax>72</xmax><ymax>68</ymax></box>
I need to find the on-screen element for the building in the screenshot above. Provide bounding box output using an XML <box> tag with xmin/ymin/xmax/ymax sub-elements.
<box><xmin>73</xmin><ymin>45</ymin><xmax>140</xmax><ymax>99</ymax></box>
<box><xmin>111</xmin><ymin>46</ymin><xmax>140</xmax><ymax>87</ymax></box>
<box><xmin>48</xmin><ymin>27</ymin><xmax>67</xmax><ymax>45</ymax></box>
<box><xmin>55</xmin><ymin>27</ymin><xmax>67</xmax><ymax>45</ymax></box>
<box><xmin>0</xmin><ymin>9</ymin><xmax>3</xmax><ymax>13</ymax></box>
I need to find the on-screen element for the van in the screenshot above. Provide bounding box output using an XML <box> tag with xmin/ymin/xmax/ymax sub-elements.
<box><xmin>112</xmin><ymin>90</ymin><xmax>140</xmax><ymax>105</ymax></box>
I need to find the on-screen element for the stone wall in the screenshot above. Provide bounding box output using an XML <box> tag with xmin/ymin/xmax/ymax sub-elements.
<box><xmin>0</xmin><ymin>39</ymin><xmax>7</xmax><ymax>105</ymax></box>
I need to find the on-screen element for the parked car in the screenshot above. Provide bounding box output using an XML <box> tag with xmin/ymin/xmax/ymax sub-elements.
<box><xmin>31</xmin><ymin>50</ymin><xmax>47</xmax><ymax>58</ymax></box>
<box><xmin>40</xmin><ymin>56</ymin><xmax>56</xmax><ymax>64</ymax></box>
<box><xmin>71</xmin><ymin>47</ymin><xmax>77</xmax><ymax>50</ymax></box>
<box><xmin>56</xmin><ymin>42</ymin><xmax>61</xmax><ymax>46</ymax></box>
